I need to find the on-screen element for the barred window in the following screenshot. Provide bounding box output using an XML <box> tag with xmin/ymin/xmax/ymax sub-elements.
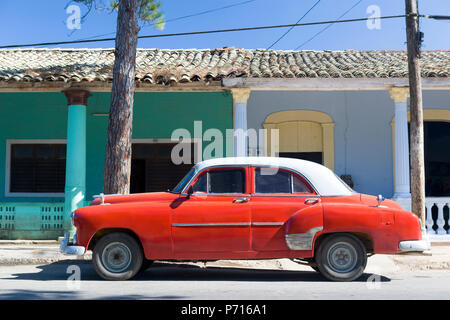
<box><xmin>10</xmin><ymin>144</ymin><xmax>66</xmax><ymax>193</ymax></box>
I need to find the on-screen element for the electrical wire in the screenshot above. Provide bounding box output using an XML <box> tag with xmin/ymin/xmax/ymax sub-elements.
<box><xmin>294</xmin><ymin>0</ymin><xmax>364</xmax><ymax>50</ymax></box>
<box><xmin>0</xmin><ymin>14</ymin><xmax>413</xmax><ymax>49</ymax></box>
<box><xmin>74</xmin><ymin>0</ymin><xmax>260</xmax><ymax>42</ymax></box>
<box><xmin>267</xmin><ymin>0</ymin><xmax>321</xmax><ymax>49</ymax></box>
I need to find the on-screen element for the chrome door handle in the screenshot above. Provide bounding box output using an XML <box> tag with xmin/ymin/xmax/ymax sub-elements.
<box><xmin>304</xmin><ymin>198</ymin><xmax>320</xmax><ymax>205</ymax></box>
<box><xmin>233</xmin><ymin>198</ymin><xmax>250</xmax><ymax>203</ymax></box>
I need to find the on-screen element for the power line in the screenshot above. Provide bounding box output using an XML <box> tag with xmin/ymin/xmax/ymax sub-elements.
<box><xmin>0</xmin><ymin>14</ymin><xmax>412</xmax><ymax>49</ymax></box>
<box><xmin>267</xmin><ymin>0</ymin><xmax>321</xmax><ymax>49</ymax></box>
<box><xmin>422</xmin><ymin>14</ymin><xmax>450</xmax><ymax>20</ymax></box>
<box><xmin>295</xmin><ymin>0</ymin><xmax>364</xmax><ymax>50</ymax></box>
<box><xmin>74</xmin><ymin>0</ymin><xmax>260</xmax><ymax>42</ymax></box>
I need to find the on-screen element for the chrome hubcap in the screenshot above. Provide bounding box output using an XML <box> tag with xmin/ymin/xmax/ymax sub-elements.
<box><xmin>327</xmin><ymin>242</ymin><xmax>357</xmax><ymax>273</ymax></box>
<box><xmin>101</xmin><ymin>242</ymin><xmax>132</xmax><ymax>273</ymax></box>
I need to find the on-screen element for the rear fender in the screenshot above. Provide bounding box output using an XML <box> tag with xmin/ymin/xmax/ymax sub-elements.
<box><xmin>285</xmin><ymin>204</ymin><xmax>324</xmax><ymax>251</ymax></box>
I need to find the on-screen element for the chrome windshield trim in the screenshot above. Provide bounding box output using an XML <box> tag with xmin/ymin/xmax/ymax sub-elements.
<box><xmin>172</xmin><ymin>222</ymin><xmax>250</xmax><ymax>227</ymax></box>
<box><xmin>180</xmin><ymin>165</ymin><xmax>250</xmax><ymax>194</ymax></box>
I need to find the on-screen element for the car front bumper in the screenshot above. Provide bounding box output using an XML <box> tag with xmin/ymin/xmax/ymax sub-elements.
<box><xmin>59</xmin><ymin>232</ymin><xmax>85</xmax><ymax>256</ymax></box>
<box><xmin>398</xmin><ymin>231</ymin><xmax>431</xmax><ymax>253</ymax></box>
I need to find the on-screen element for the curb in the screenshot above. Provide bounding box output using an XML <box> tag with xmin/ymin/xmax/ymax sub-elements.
<box><xmin>0</xmin><ymin>254</ymin><xmax>92</xmax><ymax>266</ymax></box>
<box><xmin>0</xmin><ymin>240</ymin><xmax>59</xmax><ymax>245</ymax></box>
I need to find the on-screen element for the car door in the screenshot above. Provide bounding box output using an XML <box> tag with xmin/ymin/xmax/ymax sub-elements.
<box><xmin>250</xmin><ymin>166</ymin><xmax>320</xmax><ymax>252</ymax></box>
<box><xmin>171</xmin><ymin>166</ymin><xmax>251</xmax><ymax>255</ymax></box>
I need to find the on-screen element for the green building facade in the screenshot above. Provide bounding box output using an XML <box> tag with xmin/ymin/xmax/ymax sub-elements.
<box><xmin>0</xmin><ymin>90</ymin><xmax>233</xmax><ymax>239</ymax></box>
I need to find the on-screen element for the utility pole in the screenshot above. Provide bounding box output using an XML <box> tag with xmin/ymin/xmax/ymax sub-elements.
<box><xmin>405</xmin><ymin>0</ymin><xmax>426</xmax><ymax>225</ymax></box>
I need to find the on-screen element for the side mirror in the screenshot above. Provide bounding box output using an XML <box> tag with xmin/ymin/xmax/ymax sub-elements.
<box><xmin>187</xmin><ymin>186</ymin><xmax>194</xmax><ymax>198</ymax></box>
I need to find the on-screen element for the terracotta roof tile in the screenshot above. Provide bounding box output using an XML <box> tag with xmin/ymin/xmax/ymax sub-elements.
<box><xmin>0</xmin><ymin>48</ymin><xmax>449</xmax><ymax>84</ymax></box>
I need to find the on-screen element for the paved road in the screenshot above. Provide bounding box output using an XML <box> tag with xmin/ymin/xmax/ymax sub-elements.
<box><xmin>0</xmin><ymin>260</ymin><xmax>449</xmax><ymax>300</ymax></box>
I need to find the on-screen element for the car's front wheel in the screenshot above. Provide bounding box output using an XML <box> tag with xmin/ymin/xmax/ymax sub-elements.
<box><xmin>92</xmin><ymin>232</ymin><xmax>144</xmax><ymax>281</ymax></box>
<box><xmin>315</xmin><ymin>234</ymin><xmax>367</xmax><ymax>282</ymax></box>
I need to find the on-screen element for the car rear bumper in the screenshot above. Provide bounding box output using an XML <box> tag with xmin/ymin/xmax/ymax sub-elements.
<box><xmin>59</xmin><ymin>232</ymin><xmax>85</xmax><ymax>256</ymax></box>
<box><xmin>398</xmin><ymin>231</ymin><xmax>431</xmax><ymax>253</ymax></box>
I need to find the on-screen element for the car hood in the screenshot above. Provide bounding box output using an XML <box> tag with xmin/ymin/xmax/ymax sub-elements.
<box><xmin>89</xmin><ymin>192</ymin><xmax>180</xmax><ymax>206</ymax></box>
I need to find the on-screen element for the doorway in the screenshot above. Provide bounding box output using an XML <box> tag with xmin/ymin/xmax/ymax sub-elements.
<box><xmin>130</xmin><ymin>142</ymin><xmax>194</xmax><ymax>193</ymax></box>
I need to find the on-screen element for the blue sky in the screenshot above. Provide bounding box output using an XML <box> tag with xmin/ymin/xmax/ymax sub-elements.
<box><xmin>1</xmin><ymin>0</ymin><xmax>449</xmax><ymax>50</ymax></box>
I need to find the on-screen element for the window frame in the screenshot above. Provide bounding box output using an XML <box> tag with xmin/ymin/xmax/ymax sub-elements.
<box><xmin>185</xmin><ymin>166</ymin><xmax>250</xmax><ymax>196</ymax></box>
<box><xmin>250</xmin><ymin>166</ymin><xmax>316</xmax><ymax>196</ymax></box>
<box><xmin>5</xmin><ymin>139</ymin><xmax>67</xmax><ymax>198</ymax></box>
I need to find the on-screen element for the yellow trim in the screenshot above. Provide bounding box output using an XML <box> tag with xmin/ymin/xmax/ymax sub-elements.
<box><xmin>391</xmin><ymin>108</ymin><xmax>450</xmax><ymax>186</ymax></box>
<box><xmin>263</xmin><ymin>110</ymin><xmax>335</xmax><ymax>170</ymax></box>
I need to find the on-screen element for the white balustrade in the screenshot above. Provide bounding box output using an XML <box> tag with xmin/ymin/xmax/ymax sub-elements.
<box><xmin>425</xmin><ymin>197</ymin><xmax>450</xmax><ymax>241</ymax></box>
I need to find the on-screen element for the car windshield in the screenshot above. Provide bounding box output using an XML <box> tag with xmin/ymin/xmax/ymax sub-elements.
<box><xmin>170</xmin><ymin>167</ymin><xmax>196</xmax><ymax>194</ymax></box>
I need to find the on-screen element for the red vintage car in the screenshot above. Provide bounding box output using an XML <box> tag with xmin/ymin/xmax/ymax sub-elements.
<box><xmin>60</xmin><ymin>157</ymin><xmax>430</xmax><ymax>281</ymax></box>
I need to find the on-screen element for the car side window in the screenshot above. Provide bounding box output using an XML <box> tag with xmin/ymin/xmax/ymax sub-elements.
<box><xmin>254</xmin><ymin>167</ymin><xmax>314</xmax><ymax>194</ymax></box>
<box><xmin>255</xmin><ymin>168</ymin><xmax>291</xmax><ymax>193</ymax></box>
<box><xmin>192</xmin><ymin>168</ymin><xmax>246</xmax><ymax>194</ymax></box>
<box><xmin>293</xmin><ymin>174</ymin><xmax>313</xmax><ymax>193</ymax></box>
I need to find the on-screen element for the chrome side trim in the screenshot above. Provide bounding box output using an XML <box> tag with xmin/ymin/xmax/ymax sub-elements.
<box><xmin>285</xmin><ymin>226</ymin><xmax>323</xmax><ymax>251</ymax></box>
<box><xmin>172</xmin><ymin>222</ymin><xmax>250</xmax><ymax>227</ymax></box>
<box><xmin>172</xmin><ymin>222</ymin><xmax>284</xmax><ymax>227</ymax></box>
<box><xmin>252</xmin><ymin>222</ymin><xmax>284</xmax><ymax>226</ymax></box>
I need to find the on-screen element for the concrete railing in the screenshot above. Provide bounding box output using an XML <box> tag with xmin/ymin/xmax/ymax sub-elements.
<box><xmin>425</xmin><ymin>197</ymin><xmax>450</xmax><ymax>241</ymax></box>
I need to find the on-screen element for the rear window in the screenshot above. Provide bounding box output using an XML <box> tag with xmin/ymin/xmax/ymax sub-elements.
<box><xmin>254</xmin><ymin>168</ymin><xmax>313</xmax><ymax>194</ymax></box>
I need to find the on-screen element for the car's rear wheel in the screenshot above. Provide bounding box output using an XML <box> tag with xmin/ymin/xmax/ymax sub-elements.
<box><xmin>315</xmin><ymin>234</ymin><xmax>367</xmax><ymax>282</ymax></box>
<box><xmin>92</xmin><ymin>232</ymin><xmax>143</xmax><ymax>281</ymax></box>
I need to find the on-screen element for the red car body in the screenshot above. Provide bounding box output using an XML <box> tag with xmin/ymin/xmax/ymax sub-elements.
<box><xmin>62</xmin><ymin>157</ymin><xmax>428</xmax><ymax>281</ymax></box>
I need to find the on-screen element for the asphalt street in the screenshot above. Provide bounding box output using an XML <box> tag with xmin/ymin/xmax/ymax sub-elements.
<box><xmin>0</xmin><ymin>260</ymin><xmax>449</xmax><ymax>300</ymax></box>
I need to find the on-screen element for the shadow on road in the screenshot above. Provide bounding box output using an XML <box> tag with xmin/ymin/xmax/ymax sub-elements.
<box><xmin>0</xmin><ymin>289</ymin><xmax>184</xmax><ymax>300</ymax></box>
<box><xmin>4</xmin><ymin>260</ymin><xmax>391</xmax><ymax>283</ymax></box>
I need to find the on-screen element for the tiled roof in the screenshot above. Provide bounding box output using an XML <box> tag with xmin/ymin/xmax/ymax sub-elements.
<box><xmin>0</xmin><ymin>48</ymin><xmax>449</xmax><ymax>84</ymax></box>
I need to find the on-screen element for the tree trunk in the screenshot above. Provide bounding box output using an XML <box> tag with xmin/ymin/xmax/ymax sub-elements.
<box><xmin>405</xmin><ymin>0</ymin><xmax>426</xmax><ymax>224</ymax></box>
<box><xmin>103</xmin><ymin>0</ymin><xmax>139</xmax><ymax>194</ymax></box>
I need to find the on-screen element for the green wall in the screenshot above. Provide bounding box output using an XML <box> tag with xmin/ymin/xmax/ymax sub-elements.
<box><xmin>0</xmin><ymin>91</ymin><xmax>233</xmax><ymax>203</ymax></box>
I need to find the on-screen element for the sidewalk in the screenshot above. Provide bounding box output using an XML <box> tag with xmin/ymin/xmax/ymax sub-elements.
<box><xmin>0</xmin><ymin>241</ymin><xmax>448</xmax><ymax>272</ymax></box>
<box><xmin>0</xmin><ymin>242</ymin><xmax>91</xmax><ymax>266</ymax></box>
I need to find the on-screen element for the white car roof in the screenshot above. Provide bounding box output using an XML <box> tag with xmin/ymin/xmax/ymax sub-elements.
<box><xmin>193</xmin><ymin>157</ymin><xmax>354</xmax><ymax>196</ymax></box>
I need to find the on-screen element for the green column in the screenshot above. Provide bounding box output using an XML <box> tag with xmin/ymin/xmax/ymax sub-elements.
<box><xmin>62</xmin><ymin>89</ymin><xmax>91</xmax><ymax>235</ymax></box>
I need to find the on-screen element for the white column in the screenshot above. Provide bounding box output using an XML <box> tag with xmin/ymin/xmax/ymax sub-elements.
<box><xmin>390</xmin><ymin>87</ymin><xmax>412</xmax><ymax>210</ymax></box>
<box><xmin>231</xmin><ymin>88</ymin><xmax>251</xmax><ymax>157</ymax></box>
